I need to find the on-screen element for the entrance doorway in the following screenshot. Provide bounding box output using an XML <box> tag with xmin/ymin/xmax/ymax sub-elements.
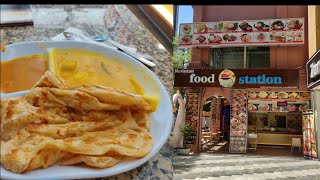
<box><xmin>201</xmin><ymin>94</ymin><xmax>230</xmax><ymax>153</ymax></box>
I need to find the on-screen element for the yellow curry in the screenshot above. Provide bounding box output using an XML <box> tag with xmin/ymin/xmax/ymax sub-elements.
<box><xmin>1</xmin><ymin>48</ymin><xmax>159</xmax><ymax>111</ymax></box>
<box><xmin>49</xmin><ymin>48</ymin><xmax>145</xmax><ymax>95</ymax></box>
<box><xmin>1</xmin><ymin>54</ymin><xmax>48</xmax><ymax>93</ymax></box>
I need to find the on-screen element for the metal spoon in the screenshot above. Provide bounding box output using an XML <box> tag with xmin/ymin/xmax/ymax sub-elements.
<box><xmin>63</xmin><ymin>32</ymin><xmax>74</xmax><ymax>40</ymax></box>
<box><xmin>63</xmin><ymin>31</ymin><xmax>117</xmax><ymax>50</ymax></box>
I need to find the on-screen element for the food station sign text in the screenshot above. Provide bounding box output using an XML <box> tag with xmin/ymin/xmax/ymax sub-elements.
<box><xmin>174</xmin><ymin>69</ymin><xmax>299</xmax><ymax>88</ymax></box>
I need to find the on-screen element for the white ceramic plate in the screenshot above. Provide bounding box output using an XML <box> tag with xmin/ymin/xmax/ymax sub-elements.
<box><xmin>0</xmin><ymin>41</ymin><xmax>173</xmax><ymax>180</ymax></box>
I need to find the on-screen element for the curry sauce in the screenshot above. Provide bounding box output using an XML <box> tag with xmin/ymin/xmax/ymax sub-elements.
<box><xmin>1</xmin><ymin>54</ymin><xmax>48</xmax><ymax>93</ymax></box>
<box><xmin>49</xmin><ymin>49</ymin><xmax>145</xmax><ymax>95</ymax></box>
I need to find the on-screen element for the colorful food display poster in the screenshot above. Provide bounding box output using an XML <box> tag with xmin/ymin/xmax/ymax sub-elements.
<box><xmin>248</xmin><ymin>103</ymin><xmax>271</xmax><ymax>111</ymax></box>
<box><xmin>186</xmin><ymin>92</ymin><xmax>199</xmax><ymax>144</ymax></box>
<box><xmin>179</xmin><ymin>34</ymin><xmax>193</xmax><ymax>46</ymax></box>
<box><xmin>229</xmin><ymin>89</ymin><xmax>248</xmax><ymax>153</ymax></box>
<box><xmin>208</xmin><ymin>34</ymin><xmax>223</xmax><ymax>44</ymax></box>
<box><xmin>248</xmin><ymin>103</ymin><xmax>309</xmax><ymax>112</ymax></box>
<box><xmin>302</xmin><ymin>110</ymin><xmax>318</xmax><ymax>159</ymax></box>
<box><xmin>287</xmin><ymin>112</ymin><xmax>302</xmax><ymax>132</ymax></box>
<box><xmin>210</xmin><ymin>97</ymin><xmax>221</xmax><ymax>133</ymax></box>
<box><xmin>193</xmin><ymin>34</ymin><xmax>208</xmax><ymax>45</ymax></box>
<box><xmin>247</xmin><ymin>91</ymin><xmax>310</xmax><ymax>101</ymax></box>
<box><xmin>179</xmin><ymin>18</ymin><xmax>304</xmax><ymax>47</ymax></box>
<box><xmin>248</xmin><ymin>91</ymin><xmax>310</xmax><ymax>113</ymax></box>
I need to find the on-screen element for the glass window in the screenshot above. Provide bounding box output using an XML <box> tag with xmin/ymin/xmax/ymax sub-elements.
<box><xmin>211</xmin><ymin>47</ymin><xmax>270</xmax><ymax>69</ymax></box>
<box><xmin>246</xmin><ymin>47</ymin><xmax>270</xmax><ymax>68</ymax></box>
<box><xmin>211</xmin><ymin>47</ymin><xmax>245</xmax><ymax>69</ymax></box>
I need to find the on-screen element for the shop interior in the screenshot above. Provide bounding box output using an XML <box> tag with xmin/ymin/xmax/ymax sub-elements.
<box><xmin>201</xmin><ymin>95</ymin><xmax>229</xmax><ymax>152</ymax></box>
<box><xmin>198</xmin><ymin>88</ymin><xmax>310</xmax><ymax>157</ymax></box>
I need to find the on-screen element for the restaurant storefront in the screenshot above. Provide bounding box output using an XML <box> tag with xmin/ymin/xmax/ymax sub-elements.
<box><xmin>174</xmin><ymin>5</ymin><xmax>319</xmax><ymax>157</ymax></box>
<box><xmin>174</xmin><ymin>69</ymin><xmax>311</xmax><ymax>155</ymax></box>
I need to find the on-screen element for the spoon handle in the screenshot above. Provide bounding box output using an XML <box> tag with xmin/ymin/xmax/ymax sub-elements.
<box><xmin>106</xmin><ymin>40</ymin><xmax>156</xmax><ymax>67</ymax></box>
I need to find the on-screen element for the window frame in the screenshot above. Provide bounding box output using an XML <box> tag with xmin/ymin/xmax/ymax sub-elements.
<box><xmin>210</xmin><ymin>46</ymin><xmax>270</xmax><ymax>69</ymax></box>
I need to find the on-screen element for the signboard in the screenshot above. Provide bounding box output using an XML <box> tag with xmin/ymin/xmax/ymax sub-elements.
<box><xmin>277</xmin><ymin>101</ymin><xmax>288</xmax><ymax>107</ymax></box>
<box><xmin>247</xmin><ymin>91</ymin><xmax>310</xmax><ymax>101</ymax></box>
<box><xmin>229</xmin><ymin>89</ymin><xmax>248</xmax><ymax>154</ymax></box>
<box><xmin>306</xmin><ymin>49</ymin><xmax>320</xmax><ymax>89</ymax></box>
<box><xmin>174</xmin><ymin>69</ymin><xmax>299</xmax><ymax>88</ymax></box>
<box><xmin>179</xmin><ymin>18</ymin><xmax>304</xmax><ymax>48</ymax></box>
<box><xmin>302</xmin><ymin>110</ymin><xmax>318</xmax><ymax>159</ymax></box>
<box><xmin>248</xmin><ymin>90</ymin><xmax>310</xmax><ymax>112</ymax></box>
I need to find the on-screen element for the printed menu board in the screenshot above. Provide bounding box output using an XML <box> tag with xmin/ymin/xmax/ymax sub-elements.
<box><xmin>179</xmin><ymin>18</ymin><xmax>304</xmax><ymax>47</ymax></box>
<box><xmin>302</xmin><ymin>110</ymin><xmax>318</xmax><ymax>159</ymax></box>
<box><xmin>247</xmin><ymin>91</ymin><xmax>310</xmax><ymax>101</ymax></box>
<box><xmin>247</xmin><ymin>91</ymin><xmax>310</xmax><ymax>112</ymax></box>
<box><xmin>229</xmin><ymin>89</ymin><xmax>248</xmax><ymax>153</ymax></box>
<box><xmin>186</xmin><ymin>92</ymin><xmax>199</xmax><ymax>144</ymax></box>
<box><xmin>248</xmin><ymin>103</ymin><xmax>309</xmax><ymax>112</ymax></box>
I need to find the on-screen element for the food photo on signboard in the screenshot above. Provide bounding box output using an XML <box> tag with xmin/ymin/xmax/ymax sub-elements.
<box><xmin>178</xmin><ymin>17</ymin><xmax>305</xmax><ymax>48</ymax></box>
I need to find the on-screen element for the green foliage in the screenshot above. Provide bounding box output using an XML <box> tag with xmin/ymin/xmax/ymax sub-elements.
<box><xmin>180</xmin><ymin>124</ymin><xmax>193</xmax><ymax>142</ymax></box>
<box><xmin>173</xmin><ymin>33</ymin><xmax>191</xmax><ymax>69</ymax></box>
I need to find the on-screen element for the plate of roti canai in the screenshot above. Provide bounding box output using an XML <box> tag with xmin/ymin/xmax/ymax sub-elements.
<box><xmin>0</xmin><ymin>41</ymin><xmax>173</xmax><ymax>179</ymax></box>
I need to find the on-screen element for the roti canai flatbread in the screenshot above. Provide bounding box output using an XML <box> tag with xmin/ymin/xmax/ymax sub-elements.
<box><xmin>1</xmin><ymin>71</ymin><xmax>154</xmax><ymax>173</ymax></box>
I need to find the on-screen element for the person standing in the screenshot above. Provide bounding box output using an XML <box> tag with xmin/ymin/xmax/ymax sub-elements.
<box><xmin>172</xmin><ymin>90</ymin><xmax>186</xmax><ymax>148</ymax></box>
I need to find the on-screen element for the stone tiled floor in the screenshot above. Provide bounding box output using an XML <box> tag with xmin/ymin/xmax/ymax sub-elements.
<box><xmin>173</xmin><ymin>153</ymin><xmax>320</xmax><ymax>180</ymax></box>
<box><xmin>213</xmin><ymin>143</ymin><xmax>302</xmax><ymax>158</ymax></box>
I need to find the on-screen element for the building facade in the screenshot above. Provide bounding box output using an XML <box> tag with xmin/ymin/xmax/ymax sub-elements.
<box><xmin>177</xmin><ymin>5</ymin><xmax>320</xmax><ymax>156</ymax></box>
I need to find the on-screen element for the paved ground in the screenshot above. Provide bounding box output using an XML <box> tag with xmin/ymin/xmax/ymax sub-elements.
<box><xmin>173</xmin><ymin>153</ymin><xmax>320</xmax><ymax>180</ymax></box>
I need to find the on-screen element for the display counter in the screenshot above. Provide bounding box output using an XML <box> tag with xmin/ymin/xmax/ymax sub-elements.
<box><xmin>258</xmin><ymin>131</ymin><xmax>302</xmax><ymax>135</ymax></box>
<box><xmin>257</xmin><ymin>132</ymin><xmax>302</xmax><ymax>146</ymax></box>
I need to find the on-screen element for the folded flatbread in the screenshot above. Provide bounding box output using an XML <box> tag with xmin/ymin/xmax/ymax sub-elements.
<box><xmin>1</xmin><ymin>71</ymin><xmax>153</xmax><ymax>173</ymax></box>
